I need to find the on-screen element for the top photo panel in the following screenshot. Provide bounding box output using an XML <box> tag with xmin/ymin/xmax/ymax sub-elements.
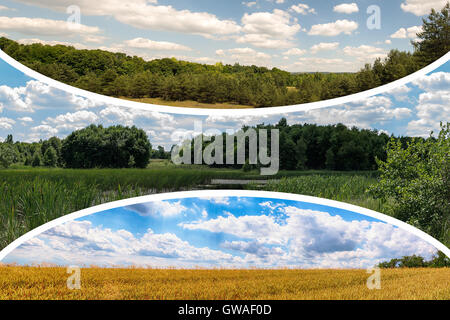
<box><xmin>0</xmin><ymin>0</ymin><xmax>449</xmax><ymax>112</ymax></box>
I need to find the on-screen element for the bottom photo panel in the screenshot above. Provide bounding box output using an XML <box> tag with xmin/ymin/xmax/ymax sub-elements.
<box><xmin>0</xmin><ymin>191</ymin><xmax>448</xmax><ymax>301</ymax></box>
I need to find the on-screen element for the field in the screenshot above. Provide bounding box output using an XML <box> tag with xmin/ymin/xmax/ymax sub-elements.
<box><xmin>0</xmin><ymin>165</ymin><xmax>383</xmax><ymax>250</ymax></box>
<box><xmin>121</xmin><ymin>97</ymin><xmax>254</xmax><ymax>109</ymax></box>
<box><xmin>0</xmin><ymin>266</ymin><xmax>448</xmax><ymax>300</ymax></box>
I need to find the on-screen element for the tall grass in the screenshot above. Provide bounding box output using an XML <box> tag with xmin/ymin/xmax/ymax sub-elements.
<box><xmin>254</xmin><ymin>175</ymin><xmax>389</xmax><ymax>213</ymax></box>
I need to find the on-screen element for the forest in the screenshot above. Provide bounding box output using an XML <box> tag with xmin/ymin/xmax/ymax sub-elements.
<box><xmin>0</xmin><ymin>4</ymin><xmax>448</xmax><ymax>107</ymax></box>
<box><xmin>0</xmin><ymin>120</ymin><xmax>420</xmax><ymax>171</ymax></box>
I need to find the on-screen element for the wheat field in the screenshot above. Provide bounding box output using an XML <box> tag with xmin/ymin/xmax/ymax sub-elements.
<box><xmin>0</xmin><ymin>266</ymin><xmax>448</xmax><ymax>300</ymax></box>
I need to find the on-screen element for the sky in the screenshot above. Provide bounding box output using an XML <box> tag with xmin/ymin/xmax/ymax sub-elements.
<box><xmin>0</xmin><ymin>57</ymin><xmax>449</xmax><ymax>148</ymax></box>
<box><xmin>2</xmin><ymin>196</ymin><xmax>438</xmax><ymax>269</ymax></box>
<box><xmin>0</xmin><ymin>0</ymin><xmax>448</xmax><ymax>72</ymax></box>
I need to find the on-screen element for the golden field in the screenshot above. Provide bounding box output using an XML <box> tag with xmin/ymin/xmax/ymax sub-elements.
<box><xmin>0</xmin><ymin>267</ymin><xmax>448</xmax><ymax>300</ymax></box>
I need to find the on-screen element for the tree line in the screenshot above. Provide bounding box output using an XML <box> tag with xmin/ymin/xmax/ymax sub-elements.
<box><xmin>0</xmin><ymin>126</ymin><xmax>170</xmax><ymax>169</ymax></box>
<box><xmin>179</xmin><ymin>118</ymin><xmax>425</xmax><ymax>172</ymax></box>
<box><xmin>1</xmin><ymin>121</ymin><xmax>420</xmax><ymax>171</ymax></box>
<box><xmin>0</xmin><ymin>4</ymin><xmax>448</xmax><ymax>108</ymax></box>
<box><xmin>378</xmin><ymin>252</ymin><xmax>449</xmax><ymax>268</ymax></box>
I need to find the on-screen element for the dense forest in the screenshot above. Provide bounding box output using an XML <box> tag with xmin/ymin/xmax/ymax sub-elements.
<box><xmin>0</xmin><ymin>4</ymin><xmax>448</xmax><ymax>107</ymax></box>
<box><xmin>0</xmin><ymin>120</ymin><xmax>421</xmax><ymax>171</ymax></box>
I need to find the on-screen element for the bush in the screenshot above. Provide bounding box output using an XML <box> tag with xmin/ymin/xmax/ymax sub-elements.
<box><xmin>369</xmin><ymin>123</ymin><xmax>450</xmax><ymax>244</ymax></box>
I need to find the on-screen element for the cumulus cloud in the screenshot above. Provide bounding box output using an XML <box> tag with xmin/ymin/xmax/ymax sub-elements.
<box><xmin>180</xmin><ymin>207</ymin><xmax>436</xmax><ymax>268</ymax></box>
<box><xmin>10</xmin><ymin>221</ymin><xmax>238</xmax><ymax>268</ymax></box>
<box><xmin>283</xmin><ymin>48</ymin><xmax>306</xmax><ymax>56</ymax></box>
<box><xmin>400</xmin><ymin>0</ymin><xmax>448</xmax><ymax>16</ymax></box>
<box><xmin>343</xmin><ymin>45</ymin><xmax>387</xmax><ymax>63</ymax></box>
<box><xmin>124</xmin><ymin>38</ymin><xmax>192</xmax><ymax>51</ymax></box>
<box><xmin>238</xmin><ymin>9</ymin><xmax>301</xmax><ymax>48</ymax></box>
<box><xmin>310</xmin><ymin>42</ymin><xmax>339</xmax><ymax>54</ymax></box>
<box><xmin>15</xmin><ymin>0</ymin><xmax>241</xmax><ymax>39</ymax></box>
<box><xmin>333</xmin><ymin>3</ymin><xmax>359</xmax><ymax>14</ymax></box>
<box><xmin>308</xmin><ymin>19</ymin><xmax>358</xmax><ymax>36</ymax></box>
<box><xmin>289</xmin><ymin>95</ymin><xmax>412</xmax><ymax>129</ymax></box>
<box><xmin>390</xmin><ymin>26</ymin><xmax>423</xmax><ymax>39</ymax></box>
<box><xmin>290</xmin><ymin>4</ymin><xmax>316</xmax><ymax>15</ymax></box>
<box><xmin>0</xmin><ymin>117</ymin><xmax>15</xmax><ymax>130</ymax></box>
<box><xmin>126</xmin><ymin>201</ymin><xmax>187</xmax><ymax>218</ymax></box>
<box><xmin>407</xmin><ymin>72</ymin><xmax>450</xmax><ymax>137</ymax></box>
<box><xmin>216</xmin><ymin>47</ymin><xmax>272</xmax><ymax>66</ymax></box>
<box><xmin>0</xmin><ymin>16</ymin><xmax>100</xmax><ymax>37</ymax></box>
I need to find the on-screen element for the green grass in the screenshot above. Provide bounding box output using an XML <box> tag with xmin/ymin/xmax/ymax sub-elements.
<box><xmin>253</xmin><ymin>174</ymin><xmax>389</xmax><ymax>213</ymax></box>
<box><xmin>0</xmin><ymin>166</ymin><xmax>382</xmax><ymax>250</ymax></box>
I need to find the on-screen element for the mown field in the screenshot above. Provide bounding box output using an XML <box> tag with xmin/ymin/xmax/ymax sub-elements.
<box><xmin>0</xmin><ymin>266</ymin><xmax>448</xmax><ymax>300</ymax></box>
<box><xmin>122</xmin><ymin>97</ymin><xmax>254</xmax><ymax>109</ymax></box>
<box><xmin>0</xmin><ymin>165</ymin><xmax>383</xmax><ymax>250</ymax></box>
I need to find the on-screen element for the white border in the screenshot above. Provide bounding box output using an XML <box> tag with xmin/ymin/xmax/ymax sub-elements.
<box><xmin>0</xmin><ymin>190</ymin><xmax>448</xmax><ymax>261</ymax></box>
<box><xmin>0</xmin><ymin>49</ymin><xmax>449</xmax><ymax>116</ymax></box>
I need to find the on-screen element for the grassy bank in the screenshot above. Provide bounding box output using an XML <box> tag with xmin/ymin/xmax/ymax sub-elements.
<box><xmin>0</xmin><ymin>266</ymin><xmax>448</xmax><ymax>300</ymax></box>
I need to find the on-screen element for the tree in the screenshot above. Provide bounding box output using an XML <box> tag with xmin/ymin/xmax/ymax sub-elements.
<box><xmin>413</xmin><ymin>2</ymin><xmax>450</xmax><ymax>67</ymax></box>
<box><xmin>0</xmin><ymin>143</ymin><xmax>18</xmax><ymax>168</ymax></box>
<box><xmin>31</xmin><ymin>152</ymin><xmax>41</xmax><ymax>167</ymax></box>
<box><xmin>43</xmin><ymin>146</ymin><xmax>58</xmax><ymax>167</ymax></box>
<box><xmin>369</xmin><ymin>123</ymin><xmax>450</xmax><ymax>244</ymax></box>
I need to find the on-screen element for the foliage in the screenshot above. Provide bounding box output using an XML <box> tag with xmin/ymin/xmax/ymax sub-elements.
<box><xmin>413</xmin><ymin>2</ymin><xmax>450</xmax><ymax>67</ymax></box>
<box><xmin>369</xmin><ymin>123</ymin><xmax>450</xmax><ymax>243</ymax></box>
<box><xmin>61</xmin><ymin>125</ymin><xmax>151</xmax><ymax>168</ymax></box>
<box><xmin>0</xmin><ymin>143</ymin><xmax>18</xmax><ymax>168</ymax></box>
<box><xmin>378</xmin><ymin>252</ymin><xmax>450</xmax><ymax>268</ymax></box>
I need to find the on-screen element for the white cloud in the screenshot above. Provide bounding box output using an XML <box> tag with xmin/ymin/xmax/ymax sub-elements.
<box><xmin>124</xmin><ymin>38</ymin><xmax>192</xmax><ymax>51</ymax></box>
<box><xmin>126</xmin><ymin>201</ymin><xmax>187</xmax><ymax>218</ymax></box>
<box><xmin>283</xmin><ymin>48</ymin><xmax>306</xmax><ymax>56</ymax></box>
<box><xmin>0</xmin><ymin>85</ymin><xmax>31</xmax><ymax>112</ymax></box>
<box><xmin>308</xmin><ymin>19</ymin><xmax>358</xmax><ymax>36</ymax></box>
<box><xmin>16</xmin><ymin>0</ymin><xmax>241</xmax><ymax>39</ymax></box>
<box><xmin>343</xmin><ymin>45</ymin><xmax>387</xmax><ymax>63</ymax></box>
<box><xmin>0</xmin><ymin>117</ymin><xmax>15</xmax><ymax>130</ymax></box>
<box><xmin>18</xmin><ymin>116</ymin><xmax>33</xmax><ymax>123</ymax></box>
<box><xmin>407</xmin><ymin>72</ymin><xmax>450</xmax><ymax>137</ymax></box>
<box><xmin>11</xmin><ymin>221</ymin><xmax>238</xmax><ymax>268</ymax></box>
<box><xmin>216</xmin><ymin>47</ymin><xmax>272</xmax><ymax>66</ymax></box>
<box><xmin>390</xmin><ymin>26</ymin><xmax>423</xmax><ymax>39</ymax></box>
<box><xmin>333</xmin><ymin>3</ymin><xmax>359</xmax><ymax>14</ymax></box>
<box><xmin>290</xmin><ymin>4</ymin><xmax>316</xmax><ymax>15</ymax></box>
<box><xmin>288</xmin><ymin>95</ymin><xmax>412</xmax><ymax>129</ymax></box>
<box><xmin>180</xmin><ymin>207</ymin><xmax>436</xmax><ymax>268</ymax></box>
<box><xmin>17</xmin><ymin>38</ymin><xmax>89</xmax><ymax>49</ymax></box>
<box><xmin>243</xmin><ymin>1</ymin><xmax>257</xmax><ymax>8</ymax></box>
<box><xmin>0</xmin><ymin>16</ymin><xmax>100</xmax><ymax>37</ymax></box>
<box><xmin>310</xmin><ymin>42</ymin><xmax>339</xmax><ymax>53</ymax></box>
<box><xmin>400</xmin><ymin>0</ymin><xmax>448</xmax><ymax>16</ymax></box>
<box><xmin>238</xmin><ymin>9</ymin><xmax>301</xmax><ymax>48</ymax></box>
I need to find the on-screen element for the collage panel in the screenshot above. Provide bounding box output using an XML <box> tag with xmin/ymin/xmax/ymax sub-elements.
<box><xmin>0</xmin><ymin>0</ymin><xmax>448</xmax><ymax>307</ymax></box>
<box><xmin>1</xmin><ymin>192</ymin><xmax>448</xmax><ymax>300</ymax></box>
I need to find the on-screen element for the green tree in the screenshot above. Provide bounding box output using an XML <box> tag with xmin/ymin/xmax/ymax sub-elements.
<box><xmin>369</xmin><ymin>123</ymin><xmax>450</xmax><ymax>244</ymax></box>
<box><xmin>0</xmin><ymin>143</ymin><xmax>18</xmax><ymax>168</ymax></box>
<box><xmin>31</xmin><ymin>152</ymin><xmax>41</xmax><ymax>167</ymax></box>
<box><xmin>413</xmin><ymin>3</ymin><xmax>450</xmax><ymax>67</ymax></box>
<box><xmin>43</xmin><ymin>146</ymin><xmax>58</xmax><ymax>167</ymax></box>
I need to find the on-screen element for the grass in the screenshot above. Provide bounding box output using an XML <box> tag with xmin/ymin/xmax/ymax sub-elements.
<box><xmin>0</xmin><ymin>266</ymin><xmax>448</xmax><ymax>300</ymax></box>
<box><xmin>255</xmin><ymin>174</ymin><xmax>389</xmax><ymax>213</ymax></box>
<box><xmin>120</xmin><ymin>97</ymin><xmax>254</xmax><ymax>109</ymax></box>
<box><xmin>0</xmin><ymin>166</ymin><xmax>382</xmax><ymax>250</ymax></box>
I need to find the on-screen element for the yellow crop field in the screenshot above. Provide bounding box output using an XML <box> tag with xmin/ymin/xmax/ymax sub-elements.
<box><xmin>0</xmin><ymin>267</ymin><xmax>448</xmax><ymax>300</ymax></box>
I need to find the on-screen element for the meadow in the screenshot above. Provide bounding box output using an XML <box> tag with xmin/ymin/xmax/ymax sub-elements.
<box><xmin>0</xmin><ymin>165</ymin><xmax>382</xmax><ymax>250</ymax></box>
<box><xmin>0</xmin><ymin>266</ymin><xmax>448</xmax><ymax>300</ymax></box>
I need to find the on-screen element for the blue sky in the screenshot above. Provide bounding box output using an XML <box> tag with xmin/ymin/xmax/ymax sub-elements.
<box><xmin>0</xmin><ymin>0</ymin><xmax>447</xmax><ymax>72</ymax></box>
<box><xmin>0</xmin><ymin>57</ymin><xmax>449</xmax><ymax>148</ymax></box>
<box><xmin>3</xmin><ymin>196</ymin><xmax>437</xmax><ymax>268</ymax></box>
